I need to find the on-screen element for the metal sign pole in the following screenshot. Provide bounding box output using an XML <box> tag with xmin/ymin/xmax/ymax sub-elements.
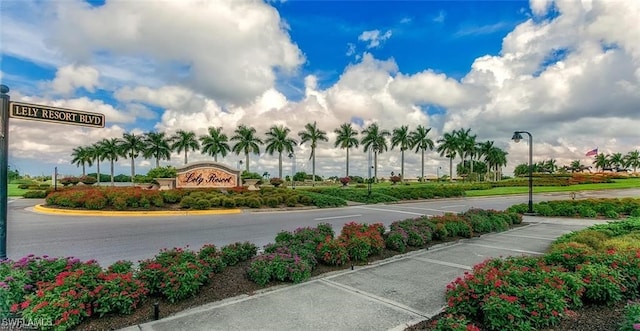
<box><xmin>0</xmin><ymin>85</ymin><xmax>10</xmax><ymax>260</ymax></box>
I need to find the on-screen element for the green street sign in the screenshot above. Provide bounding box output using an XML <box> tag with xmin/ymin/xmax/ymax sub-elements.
<box><xmin>9</xmin><ymin>101</ymin><xmax>105</xmax><ymax>128</ymax></box>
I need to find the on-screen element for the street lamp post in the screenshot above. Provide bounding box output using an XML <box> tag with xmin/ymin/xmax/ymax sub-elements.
<box><xmin>436</xmin><ymin>166</ymin><xmax>441</xmax><ymax>181</ymax></box>
<box><xmin>512</xmin><ymin>131</ymin><xmax>535</xmax><ymax>215</ymax></box>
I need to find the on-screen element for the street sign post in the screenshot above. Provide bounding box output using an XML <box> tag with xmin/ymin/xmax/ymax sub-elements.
<box><xmin>0</xmin><ymin>88</ymin><xmax>106</xmax><ymax>260</ymax></box>
<box><xmin>9</xmin><ymin>101</ymin><xmax>105</xmax><ymax>128</ymax></box>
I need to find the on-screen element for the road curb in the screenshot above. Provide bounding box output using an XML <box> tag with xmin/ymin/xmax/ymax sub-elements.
<box><xmin>32</xmin><ymin>204</ymin><xmax>242</xmax><ymax>217</ymax></box>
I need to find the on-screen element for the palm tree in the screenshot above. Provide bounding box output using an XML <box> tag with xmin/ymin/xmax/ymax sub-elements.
<box><xmin>118</xmin><ymin>133</ymin><xmax>145</xmax><ymax>183</ymax></box>
<box><xmin>361</xmin><ymin>123</ymin><xmax>390</xmax><ymax>182</ymax></box>
<box><xmin>171</xmin><ymin>130</ymin><xmax>200</xmax><ymax>165</ymax></box>
<box><xmin>199</xmin><ymin>127</ymin><xmax>230</xmax><ymax>162</ymax></box>
<box><xmin>298</xmin><ymin>122</ymin><xmax>328</xmax><ymax>186</ymax></box>
<box><xmin>437</xmin><ymin>131</ymin><xmax>459</xmax><ymax>181</ymax></box>
<box><xmin>544</xmin><ymin>159</ymin><xmax>558</xmax><ymax>173</ymax></box>
<box><xmin>334</xmin><ymin>123</ymin><xmax>359</xmax><ymax>177</ymax></box>
<box><xmin>593</xmin><ymin>153</ymin><xmax>610</xmax><ymax>172</ymax></box>
<box><xmin>70</xmin><ymin>146</ymin><xmax>93</xmax><ymax>176</ymax></box>
<box><xmin>231</xmin><ymin>125</ymin><xmax>263</xmax><ymax>172</ymax></box>
<box><xmin>409</xmin><ymin>125</ymin><xmax>434</xmax><ymax>181</ymax></box>
<box><xmin>455</xmin><ymin>128</ymin><xmax>476</xmax><ymax>180</ymax></box>
<box><xmin>99</xmin><ymin>138</ymin><xmax>122</xmax><ymax>186</ymax></box>
<box><xmin>143</xmin><ymin>132</ymin><xmax>172</xmax><ymax>168</ymax></box>
<box><xmin>570</xmin><ymin>160</ymin><xmax>585</xmax><ymax>172</ymax></box>
<box><xmin>484</xmin><ymin>146</ymin><xmax>507</xmax><ymax>181</ymax></box>
<box><xmin>609</xmin><ymin>152</ymin><xmax>625</xmax><ymax>169</ymax></box>
<box><xmin>265</xmin><ymin>125</ymin><xmax>298</xmax><ymax>178</ymax></box>
<box><xmin>87</xmin><ymin>142</ymin><xmax>106</xmax><ymax>184</ymax></box>
<box><xmin>625</xmin><ymin>150</ymin><xmax>640</xmax><ymax>173</ymax></box>
<box><xmin>477</xmin><ymin>140</ymin><xmax>495</xmax><ymax>180</ymax></box>
<box><xmin>391</xmin><ymin>125</ymin><xmax>411</xmax><ymax>180</ymax></box>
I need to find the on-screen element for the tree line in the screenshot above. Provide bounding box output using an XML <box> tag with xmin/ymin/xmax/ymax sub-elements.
<box><xmin>70</xmin><ymin>123</ymin><xmax>509</xmax><ymax>185</ymax></box>
<box><xmin>513</xmin><ymin>151</ymin><xmax>640</xmax><ymax>176</ymax></box>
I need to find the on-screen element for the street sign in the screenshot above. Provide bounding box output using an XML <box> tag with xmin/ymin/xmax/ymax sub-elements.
<box><xmin>9</xmin><ymin>101</ymin><xmax>105</xmax><ymax>128</ymax></box>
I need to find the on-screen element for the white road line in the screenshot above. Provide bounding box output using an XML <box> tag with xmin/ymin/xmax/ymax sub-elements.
<box><xmin>321</xmin><ymin>279</ymin><xmax>429</xmax><ymax>318</ymax></box>
<box><xmin>314</xmin><ymin>214</ymin><xmax>362</xmax><ymax>221</ymax></box>
<box><xmin>466</xmin><ymin>243</ymin><xmax>545</xmax><ymax>255</ymax></box>
<box><xmin>441</xmin><ymin>204</ymin><xmax>466</xmax><ymax>208</ymax></box>
<box><xmin>498</xmin><ymin>233</ymin><xmax>555</xmax><ymax>241</ymax></box>
<box><xmin>388</xmin><ymin>205</ymin><xmax>454</xmax><ymax>213</ymax></box>
<box><xmin>354</xmin><ymin>206</ymin><xmax>425</xmax><ymax>216</ymax></box>
<box><xmin>411</xmin><ymin>256</ymin><xmax>472</xmax><ymax>270</ymax></box>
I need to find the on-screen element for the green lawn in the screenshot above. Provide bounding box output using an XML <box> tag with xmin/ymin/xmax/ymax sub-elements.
<box><xmin>464</xmin><ymin>178</ymin><xmax>640</xmax><ymax>197</ymax></box>
<box><xmin>8</xmin><ymin>183</ymin><xmax>28</xmax><ymax>197</ymax></box>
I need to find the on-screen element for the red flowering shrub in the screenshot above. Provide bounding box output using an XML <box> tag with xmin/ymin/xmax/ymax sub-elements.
<box><xmin>93</xmin><ymin>272</ymin><xmax>148</xmax><ymax>316</ymax></box>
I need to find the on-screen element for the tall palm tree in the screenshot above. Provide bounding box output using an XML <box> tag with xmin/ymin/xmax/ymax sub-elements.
<box><xmin>143</xmin><ymin>132</ymin><xmax>172</xmax><ymax>168</ymax></box>
<box><xmin>361</xmin><ymin>123</ymin><xmax>390</xmax><ymax>182</ymax></box>
<box><xmin>409</xmin><ymin>125</ymin><xmax>434</xmax><ymax>181</ymax></box>
<box><xmin>483</xmin><ymin>146</ymin><xmax>508</xmax><ymax>181</ymax></box>
<box><xmin>455</xmin><ymin>128</ymin><xmax>476</xmax><ymax>180</ymax></box>
<box><xmin>544</xmin><ymin>159</ymin><xmax>558</xmax><ymax>173</ymax></box>
<box><xmin>437</xmin><ymin>131</ymin><xmax>459</xmax><ymax>181</ymax></box>
<box><xmin>609</xmin><ymin>152</ymin><xmax>625</xmax><ymax>169</ymax></box>
<box><xmin>99</xmin><ymin>138</ymin><xmax>122</xmax><ymax>186</ymax></box>
<box><xmin>231</xmin><ymin>125</ymin><xmax>263</xmax><ymax>172</ymax></box>
<box><xmin>391</xmin><ymin>125</ymin><xmax>411</xmax><ymax>180</ymax></box>
<box><xmin>118</xmin><ymin>133</ymin><xmax>145</xmax><ymax>183</ymax></box>
<box><xmin>593</xmin><ymin>153</ymin><xmax>610</xmax><ymax>172</ymax></box>
<box><xmin>87</xmin><ymin>142</ymin><xmax>106</xmax><ymax>184</ymax></box>
<box><xmin>265</xmin><ymin>125</ymin><xmax>298</xmax><ymax>179</ymax></box>
<box><xmin>334</xmin><ymin>123</ymin><xmax>359</xmax><ymax>177</ymax></box>
<box><xmin>171</xmin><ymin>130</ymin><xmax>200</xmax><ymax>165</ymax></box>
<box><xmin>625</xmin><ymin>150</ymin><xmax>640</xmax><ymax>173</ymax></box>
<box><xmin>477</xmin><ymin>140</ymin><xmax>494</xmax><ymax>180</ymax></box>
<box><xmin>298</xmin><ymin>122</ymin><xmax>328</xmax><ymax>186</ymax></box>
<box><xmin>70</xmin><ymin>146</ymin><xmax>93</xmax><ymax>177</ymax></box>
<box><xmin>199</xmin><ymin>127</ymin><xmax>230</xmax><ymax>162</ymax></box>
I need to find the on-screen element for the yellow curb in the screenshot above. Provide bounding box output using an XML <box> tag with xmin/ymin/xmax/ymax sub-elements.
<box><xmin>33</xmin><ymin>204</ymin><xmax>242</xmax><ymax>217</ymax></box>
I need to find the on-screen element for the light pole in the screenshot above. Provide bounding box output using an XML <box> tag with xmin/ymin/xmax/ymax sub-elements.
<box><xmin>237</xmin><ymin>160</ymin><xmax>243</xmax><ymax>170</ymax></box>
<box><xmin>436</xmin><ymin>166</ymin><xmax>441</xmax><ymax>181</ymax></box>
<box><xmin>512</xmin><ymin>131</ymin><xmax>535</xmax><ymax>215</ymax></box>
<box><xmin>288</xmin><ymin>152</ymin><xmax>296</xmax><ymax>189</ymax></box>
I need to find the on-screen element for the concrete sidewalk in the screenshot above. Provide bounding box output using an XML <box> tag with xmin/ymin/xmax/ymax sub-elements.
<box><xmin>122</xmin><ymin>217</ymin><xmax>609</xmax><ymax>331</ymax></box>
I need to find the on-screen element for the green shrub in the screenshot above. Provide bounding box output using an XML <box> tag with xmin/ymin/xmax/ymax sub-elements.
<box><xmin>245</xmin><ymin>197</ymin><xmax>261</xmax><ymax>208</ymax></box>
<box><xmin>23</xmin><ymin>190</ymin><xmax>46</xmax><ymax>198</ymax></box>
<box><xmin>265</xmin><ymin>197</ymin><xmax>279</xmax><ymax>208</ymax></box>
<box><xmin>576</xmin><ymin>263</ymin><xmax>623</xmax><ymax>304</ymax></box>
<box><xmin>285</xmin><ymin>196</ymin><xmax>299</xmax><ymax>207</ymax></box>
<box><xmin>221</xmin><ymin>242</ymin><xmax>258</xmax><ymax>266</ymax></box>
<box><xmin>545</xmin><ymin>242</ymin><xmax>594</xmax><ymax>271</ymax></box>
<box><xmin>222</xmin><ymin>198</ymin><xmax>236</xmax><ymax>208</ymax></box>
<box><xmin>316</xmin><ymin>239</ymin><xmax>350</xmax><ymax>265</ymax></box>
<box><xmin>570</xmin><ymin>230</ymin><xmax>610</xmax><ymax>250</ymax></box>
<box><xmin>180</xmin><ymin>196</ymin><xmax>195</xmax><ymax>209</ymax></box>
<box><xmin>578</xmin><ymin>206</ymin><xmax>597</xmax><ymax>218</ymax></box>
<box><xmin>604</xmin><ymin>209</ymin><xmax>620</xmax><ymax>219</ymax></box>
<box><xmin>161</xmin><ymin>189</ymin><xmax>185</xmax><ymax>203</ymax></box>
<box><xmin>192</xmin><ymin>198</ymin><xmax>211</xmax><ymax>210</ymax></box>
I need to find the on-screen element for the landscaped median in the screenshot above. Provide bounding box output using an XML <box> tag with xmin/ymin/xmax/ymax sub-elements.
<box><xmin>1</xmin><ymin>208</ymin><xmax>520</xmax><ymax>330</ymax></box>
<box><xmin>32</xmin><ymin>204</ymin><xmax>242</xmax><ymax>216</ymax></box>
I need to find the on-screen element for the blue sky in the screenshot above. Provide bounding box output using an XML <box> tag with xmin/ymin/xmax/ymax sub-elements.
<box><xmin>1</xmin><ymin>0</ymin><xmax>640</xmax><ymax>178</ymax></box>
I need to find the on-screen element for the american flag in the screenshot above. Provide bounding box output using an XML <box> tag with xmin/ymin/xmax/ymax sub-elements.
<box><xmin>585</xmin><ymin>148</ymin><xmax>598</xmax><ymax>157</ymax></box>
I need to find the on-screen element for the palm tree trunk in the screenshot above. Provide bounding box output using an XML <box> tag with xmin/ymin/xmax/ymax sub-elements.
<box><xmin>130</xmin><ymin>157</ymin><xmax>135</xmax><ymax>184</ymax></box>
<box><xmin>278</xmin><ymin>153</ymin><xmax>283</xmax><ymax>178</ymax></box>
<box><xmin>449</xmin><ymin>157</ymin><xmax>453</xmax><ymax>182</ymax></box>
<box><xmin>110</xmin><ymin>159</ymin><xmax>115</xmax><ymax>186</ymax></box>
<box><xmin>155</xmin><ymin>154</ymin><xmax>160</xmax><ymax>168</ymax></box>
<box><xmin>401</xmin><ymin>150</ymin><xmax>405</xmax><ymax>180</ymax></box>
<box><xmin>374</xmin><ymin>152</ymin><xmax>378</xmax><ymax>183</ymax></box>
<box><xmin>346</xmin><ymin>148</ymin><xmax>350</xmax><ymax>177</ymax></box>
<box><xmin>82</xmin><ymin>164</ymin><xmax>86</xmax><ymax>177</ymax></box>
<box><xmin>184</xmin><ymin>150</ymin><xmax>188</xmax><ymax>165</ymax></box>
<box><xmin>97</xmin><ymin>160</ymin><xmax>101</xmax><ymax>184</ymax></box>
<box><xmin>214</xmin><ymin>155</ymin><xmax>218</xmax><ymax>162</ymax></box>
<box><xmin>245</xmin><ymin>153</ymin><xmax>250</xmax><ymax>172</ymax></box>
<box><xmin>420</xmin><ymin>149</ymin><xmax>424</xmax><ymax>181</ymax></box>
<box><xmin>312</xmin><ymin>148</ymin><xmax>316</xmax><ymax>187</ymax></box>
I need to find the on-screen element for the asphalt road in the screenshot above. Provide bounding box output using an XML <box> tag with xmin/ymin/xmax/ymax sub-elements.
<box><xmin>6</xmin><ymin>188</ymin><xmax>640</xmax><ymax>266</ymax></box>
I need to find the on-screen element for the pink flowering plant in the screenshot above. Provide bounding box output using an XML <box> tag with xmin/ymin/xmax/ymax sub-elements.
<box><xmin>247</xmin><ymin>247</ymin><xmax>312</xmax><ymax>286</ymax></box>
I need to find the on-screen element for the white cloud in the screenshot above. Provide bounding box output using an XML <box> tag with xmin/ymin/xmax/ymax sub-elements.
<box><xmin>48</xmin><ymin>65</ymin><xmax>100</xmax><ymax>95</ymax></box>
<box><xmin>432</xmin><ymin>10</ymin><xmax>446</xmax><ymax>23</ymax></box>
<box><xmin>358</xmin><ymin>30</ymin><xmax>393</xmax><ymax>49</ymax></box>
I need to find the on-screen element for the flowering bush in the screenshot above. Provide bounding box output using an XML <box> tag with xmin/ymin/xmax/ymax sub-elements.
<box><xmin>620</xmin><ymin>302</ymin><xmax>640</xmax><ymax>331</ymax></box>
<box><xmin>60</xmin><ymin>176</ymin><xmax>80</xmax><ymax>186</ymax></box>
<box><xmin>389</xmin><ymin>175</ymin><xmax>402</xmax><ymax>184</ymax></box>
<box><xmin>339</xmin><ymin>176</ymin><xmax>351</xmax><ymax>185</ymax></box>
<box><xmin>220</xmin><ymin>242</ymin><xmax>258</xmax><ymax>266</ymax></box>
<box><xmin>93</xmin><ymin>272</ymin><xmax>148</xmax><ymax>316</ymax></box>
<box><xmin>339</xmin><ymin>222</ymin><xmax>385</xmax><ymax>261</ymax></box>
<box><xmin>13</xmin><ymin>261</ymin><xmax>102</xmax><ymax>331</ymax></box>
<box><xmin>247</xmin><ymin>247</ymin><xmax>312</xmax><ymax>286</ymax></box>
<box><xmin>269</xmin><ymin>177</ymin><xmax>284</xmax><ymax>187</ymax></box>
<box><xmin>316</xmin><ymin>239</ymin><xmax>349</xmax><ymax>265</ymax></box>
<box><xmin>79</xmin><ymin>175</ymin><xmax>97</xmax><ymax>185</ymax></box>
